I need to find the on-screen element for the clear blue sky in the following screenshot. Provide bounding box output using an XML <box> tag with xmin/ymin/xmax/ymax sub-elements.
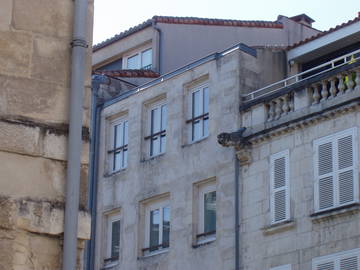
<box><xmin>93</xmin><ymin>0</ymin><xmax>360</xmax><ymax>44</ymax></box>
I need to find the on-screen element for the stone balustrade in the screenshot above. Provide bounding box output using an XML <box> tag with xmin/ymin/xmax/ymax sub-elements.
<box><xmin>241</xmin><ymin>65</ymin><xmax>360</xmax><ymax>130</ymax></box>
<box><xmin>265</xmin><ymin>93</ymin><xmax>294</xmax><ymax>122</ymax></box>
<box><xmin>310</xmin><ymin>69</ymin><xmax>360</xmax><ymax>105</ymax></box>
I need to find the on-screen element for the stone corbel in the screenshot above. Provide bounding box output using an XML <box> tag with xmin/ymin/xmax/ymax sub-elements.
<box><xmin>217</xmin><ymin>127</ymin><xmax>252</xmax><ymax>165</ymax></box>
<box><xmin>235</xmin><ymin>145</ymin><xmax>252</xmax><ymax>166</ymax></box>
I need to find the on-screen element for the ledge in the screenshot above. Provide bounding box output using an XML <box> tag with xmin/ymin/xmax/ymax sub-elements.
<box><xmin>310</xmin><ymin>203</ymin><xmax>360</xmax><ymax>223</ymax></box>
<box><xmin>192</xmin><ymin>238</ymin><xmax>216</xmax><ymax>249</ymax></box>
<box><xmin>262</xmin><ymin>220</ymin><xmax>295</xmax><ymax>236</ymax></box>
<box><xmin>138</xmin><ymin>248</ymin><xmax>169</xmax><ymax>259</ymax></box>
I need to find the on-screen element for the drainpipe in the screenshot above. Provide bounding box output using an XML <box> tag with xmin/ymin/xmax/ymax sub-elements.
<box><xmin>86</xmin><ymin>75</ymin><xmax>109</xmax><ymax>270</ymax></box>
<box><xmin>235</xmin><ymin>155</ymin><xmax>240</xmax><ymax>270</ymax></box>
<box><xmin>217</xmin><ymin>127</ymin><xmax>247</xmax><ymax>270</ymax></box>
<box><xmin>62</xmin><ymin>0</ymin><xmax>89</xmax><ymax>270</ymax></box>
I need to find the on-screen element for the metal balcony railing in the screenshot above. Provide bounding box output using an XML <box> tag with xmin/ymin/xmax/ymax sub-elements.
<box><xmin>243</xmin><ymin>48</ymin><xmax>360</xmax><ymax>102</ymax></box>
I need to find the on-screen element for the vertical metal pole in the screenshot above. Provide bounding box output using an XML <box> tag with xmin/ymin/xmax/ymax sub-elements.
<box><xmin>63</xmin><ymin>0</ymin><xmax>88</xmax><ymax>270</ymax></box>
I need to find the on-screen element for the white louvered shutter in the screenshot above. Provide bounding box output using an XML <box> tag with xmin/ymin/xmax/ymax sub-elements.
<box><xmin>270</xmin><ymin>150</ymin><xmax>290</xmax><ymax>224</ymax></box>
<box><xmin>313</xmin><ymin>248</ymin><xmax>360</xmax><ymax>270</ymax></box>
<box><xmin>314</xmin><ymin>128</ymin><xmax>358</xmax><ymax>212</ymax></box>
<box><xmin>337</xmin><ymin>134</ymin><xmax>355</xmax><ymax>205</ymax></box>
<box><xmin>316</xmin><ymin>141</ymin><xmax>335</xmax><ymax>210</ymax></box>
<box><xmin>316</xmin><ymin>262</ymin><xmax>335</xmax><ymax>270</ymax></box>
<box><xmin>339</xmin><ymin>256</ymin><xmax>358</xmax><ymax>270</ymax></box>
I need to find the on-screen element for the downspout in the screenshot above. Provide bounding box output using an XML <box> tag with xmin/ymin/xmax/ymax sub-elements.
<box><xmin>152</xmin><ymin>19</ymin><xmax>162</xmax><ymax>74</ymax></box>
<box><xmin>86</xmin><ymin>75</ymin><xmax>109</xmax><ymax>270</ymax></box>
<box><xmin>63</xmin><ymin>0</ymin><xmax>89</xmax><ymax>270</ymax></box>
<box><xmin>217</xmin><ymin>128</ymin><xmax>248</xmax><ymax>270</ymax></box>
<box><xmin>234</xmin><ymin>155</ymin><xmax>240</xmax><ymax>270</ymax></box>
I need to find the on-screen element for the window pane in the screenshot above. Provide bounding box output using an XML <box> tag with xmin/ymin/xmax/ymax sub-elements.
<box><xmin>127</xmin><ymin>54</ymin><xmax>139</xmax><ymax>69</ymax></box>
<box><xmin>161</xmin><ymin>105</ymin><xmax>167</xmax><ymax>131</ymax></box>
<box><xmin>151</xmin><ymin>108</ymin><xmax>161</xmax><ymax>133</ymax></box>
<box><xmin>192</xmin><ymin>90</ymin><xmax>201</xmax><ymax>117</ymax></box>
<box><xmin>122</xmin><ymin>149</ymin><xmax>128</xmax><ymax>168</ymax></box>
<box><xmin>193</xmin><ymin>120</ymin><xmax>201</xmax><ymax>141</ymax></box>
<box><xmin>123</xmin><ymin>121</ymin><xmax>128</xmax><ymax>145</ymax></box>
<box><xmin>204</xmin><ymin>191</ymin><xmax>216</xmax><ymax>233</ymax></box>
<box><xmin>141</xmin><ymin>49</ymin><xmax>152</xmax><ymax>69</ymax></box>
<box><xmin>203</xmin><ymin>87</ymin><xmax>209</xmax><ymax>114</ymax></box>
<box><xmin>114</xmin><ymin>123</ymin><xmax>123</xmax><ymax>148</ymax></box>
<box><xmin>203</xmin><ymin>118</ymin><xmax>209</xmax><ymax>137</ymax></box>
<box><xmin>114</xmin><ymin>152</ymin><xmax>122</xmax><ymax>171</ymax></box>
<box><xmin>149</xmin><ymin>209</ymin><xmax>160</xmax><ymax>250</ymax></box>
<box><xmin>111</xmin><ymin>220</ymin><xmax>120</xmax><ymax>258</ymax></box>
<box><xmin>151</xmin><ymin>136</ymin><xmax>160</xmax><ymax>156</ymax></box>
<box><xmin>162</xmin><ymin>206</ymin><xmax>170</xmax><ymax>247</ymax></box>
<box><xmin>160</xmin><ymin>135</ymin><xmax>166</xmax><ymax>154</ymax></box>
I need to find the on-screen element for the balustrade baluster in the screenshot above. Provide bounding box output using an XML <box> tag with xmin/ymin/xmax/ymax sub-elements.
<box><xmin>312</xmin><ymin>85</ymin><xmax>320</xmax><ymax>104</ymax></box>
<box><xmin>329</xmin><ymin>78</ymin><xmax>337</xmax><ymax>98</ymax></box>
<box><xmin>346</xmin><ymin>72</ymin><xmax>355</xmax><ymax>91</ymax></box>
<box><xmin>338</xmin><ymin>74</ymin><xmax>346</xmax><ymax>94</ymax></box>
<box><xmin>275</xmin><ymin>98</ymin><xmax>282</xmax><ymax>120</ymax></box>
<box><xmin>321</xmin><ymin>80</ymin><xmax>328</xmax><ymax>100</ymax></box>
<box><xmin>267</xmin><ymin>102</ymin><xmax>275</xmax><ymax>122</ymax></box>
<box><xmin>282</xmin><ymin>95</ymin><xmax>290</xmax><ymax>115</ymax></box>
<box><xmin>354</xmin><ymin>70</ymin><xmax>360</xmax><ymax>91</ymax></box>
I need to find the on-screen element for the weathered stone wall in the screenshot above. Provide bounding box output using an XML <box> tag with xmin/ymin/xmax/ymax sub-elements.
<box><xmin>240</xmin><ymin>110</ymin><xmax>360</xmax><ymax>269</ymax></box>
<box><xmin>0</xmin><ymin>1</ymin><xmax>93</xmax><ymax>269</ymax></box>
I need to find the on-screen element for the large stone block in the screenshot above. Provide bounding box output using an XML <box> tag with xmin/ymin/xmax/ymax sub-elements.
<box><xmin>0</xmin><ymin>0</ymin><xmax>12</xmax><ymax>31</ymax></box>
<box><xmin>0</xmin><ymin>151</ymin><xmax>66</xmax><ymax>200</ymax></box>
<box><xmin>0</xmin><ymin>121</ymin><xmax>41</xmax><ymax>156</ymax></box>
<box><xmin>0</xmin><ymin>30</ymin><xmax>31</xmax><ymax>77</ymax></box>
<box><xmin>0</xmin><ymin>75</ymin><xmax>69</xmax><ymax>123</ymax></box>
<box><xmin>31</xmin><ymin>36</ymin><xmax>70</xmax><ymax>84</ymax></box>
<box><xmin>12</xmin><ymin>0</ymin><xmax>73</xmax><ymax>38</ymax></box>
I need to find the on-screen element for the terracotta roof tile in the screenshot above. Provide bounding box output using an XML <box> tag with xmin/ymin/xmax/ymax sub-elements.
<box><xmin>288</xmin><ymin>15</ymin><xmax>360</xmax><ymax>49</ymax></box>
<box><xmin>93</xmin><ymin>69</ymin><xmax>160</xmax><ymax>78</ymax></box>
<box><xmin>93</xmin><ymin>15</ymin><xmax>283</xmax><ymax>51</ymax></box>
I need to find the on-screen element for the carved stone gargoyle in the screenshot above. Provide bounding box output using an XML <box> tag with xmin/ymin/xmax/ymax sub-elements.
<box><xmin>217</xmin><ymin>127</ymin><xmax>251</xmax><ymax>165</ymax></box>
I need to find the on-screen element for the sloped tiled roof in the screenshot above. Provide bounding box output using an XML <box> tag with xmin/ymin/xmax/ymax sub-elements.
<box><xmin>93</xmin><ymin>15</ymin><xmax>283</xmax><ymax>51</ymax></box>
<box><xmin>94</xmin><ymin>69</ymin><xmax>160</xmax><ymax>78</ymax></box>
<box><xmin>288</xmin><ymin>14</ymin><xmax>360</xmax><ymax>49</ymax></box>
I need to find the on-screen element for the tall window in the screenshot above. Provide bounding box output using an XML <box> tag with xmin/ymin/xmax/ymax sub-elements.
<box><xmin>126</xmin><ymin>48</ymin><xmax>152</xmax><ymax>70</ymax></box>
<box><xmin>143</xmin><ymin>199</ymin><xmax>170</xmax><ymax>255</ymax></box>
<box><xmin>196</xmin><ymin>181</ymin><xmax>216</xmax><ymax>244</ymax></box>
<box><xmin>314</xmin><ymin>128</ymin><xmax>358</xmax><ymax>212</ymax></box>
<box><xmin>109</xmin><ymin>119</ymin><xmax>128</xmax><ymax>172</ymax></box>
<box><xmin>187</xmin><ymin>86</ymin><xmax>209</xmax><ymax>142</ymax></box>
<box><xmin>312</xmin><ymin>248</ymin><xmax>360</xmax><ymax>270</ymax></box>
<box><xmin>104</xmin><ymin>214</ymin><xmax>121</xmax><ymax>265</ymax></box>
<box><xmin>270</xmin><ymin>150</ymin><xmax>290</xmax><ymax>224</ymax></box>
<box><xmin>145</xmin><ymin>103</ymin><xmax>167</xmax><ymax>157</ymax></box>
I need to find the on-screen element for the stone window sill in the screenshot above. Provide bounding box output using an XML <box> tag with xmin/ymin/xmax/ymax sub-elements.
<box><xmin>139</xmin><ymin>248</ymin><xmax>169</xmax><ymax>259</ymax></box>
<box><xmin>141</xmin><ymin>153</ymin><xmax>165</xmax><ymax>163</ymax></box>
<box><xmin>262</xmin><ymin>219</ymin><xmax>295</xmax><ymax>236</ymax></box>
<box><xmin>104</xmin><ymin>167</ymin><xmax>127</xmax><ymax>178</ymax></box>
<box><xmin>310</xmin><ymin>203</ymin><xmax>360</xmax><ymax>223</ymax></box>
<box><xmin>192</xmin><ymin>237</ymin><xmax>216</xmax><ymax>249</ymax></box>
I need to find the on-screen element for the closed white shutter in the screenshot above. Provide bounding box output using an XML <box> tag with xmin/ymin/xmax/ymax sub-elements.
<box><xmin>340</xmin><ymin>256</ymin><xmax>358</xmax><ymax>270</ymax></box>
<box><xmin>270</xmin><ymin>150</ymin><xmax>290</xmax><ymax>224</ymax></box>
<box><xmin>314</xmin><ymin>128</ymin><xmax>358</xmax><ymax>212</ymax></box>
<box><xmin>312</xmin><ymin>248</ymin><xmax>360</xmax><ymax>270</ymax></box>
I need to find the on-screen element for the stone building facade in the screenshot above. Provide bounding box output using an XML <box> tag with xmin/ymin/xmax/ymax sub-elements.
<box><xmin>0</xmin><ymin>1</ymin><xmax>93</xmax><ymax>269</ymax></box>
<box><xmin>90</xmin><ymin>13</ymin><xmax>360</xmax><ymax>270</ymax></box>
